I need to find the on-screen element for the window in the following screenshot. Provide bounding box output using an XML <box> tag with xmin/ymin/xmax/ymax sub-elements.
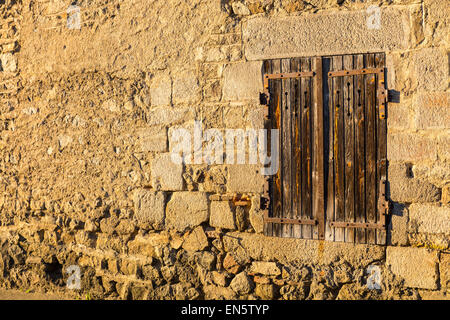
<box><xmin>261</xmin><ymin>53</ymin><xmax>389</xmax><ymax>245</ymax></box>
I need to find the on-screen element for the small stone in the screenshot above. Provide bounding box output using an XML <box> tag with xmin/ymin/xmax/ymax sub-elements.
<box><xmin>195</xmin><ymin>251</ymin><xmax>216</xmax><ymax>270</ymax></box>
<box><xmin>210</xmin><ymin>201</ymin><xmax>236</xmax><ymax>230</ymax></box>
<box><xmin>0</xmin><ymin>53</ymin><xmax>17</xmax><ymax>72</ymax></box>
<box><xmin>255</xmin><ymin>283</ymin><xmax>276</xmax><ymax>300</ymax></box>
<box><xmin>223</xmin><ymin>253</ymin><xmax>241</xmax><ymax>274</ymax></box>
<box><xmin>231</xmin><ymin>2</ymin><xmax>250</xmax><ymax>16</ymax></box>
<box><xmin>253</xmin><ymin>275</ymin><xmax>270</xmax><ymax>284</ymax></box>
<box><xmin>58</xmin><ymin>135</ymin><xmax>73</xmax><ymax>150</ymax></box>
<box><xmin>249</xmin><ymin>261</ymin><xmax>281</xmax><ymax>276</ymax></box>
<box><xmin>230</xmin><ymin>272</ymin><xmax>252</xmax><ymax>295</ymax></box>
<box><xmin>212</xmin><ymin>271</ymin><xmax>227</xmax><ymax>287</ymax></box>
<box><xmin>103</xmin><ymin>99</ymin><xmax>119</xmax><ymax>112</ymax></box>
<box><xmin>182</xmin><ymin>226</ymin><xmax>208</xmax><ymax>252</ymax></box>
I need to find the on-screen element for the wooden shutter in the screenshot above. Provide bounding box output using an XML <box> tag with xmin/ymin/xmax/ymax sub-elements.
<box><xmin>261</xmin><ymin>57</ymin><xmax>325</xmax><ymax>240</ymax></box>
<box><xmin>261</xmin><ymin>53</ymin><xmax>389</xmax><ymax>245</ymax></box>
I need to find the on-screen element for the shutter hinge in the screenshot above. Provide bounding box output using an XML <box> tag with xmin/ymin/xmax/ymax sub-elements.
<box><xmin>378</xmin><ymin>179</ymin><xmax>390</xmax><ymax>227</ymax></box>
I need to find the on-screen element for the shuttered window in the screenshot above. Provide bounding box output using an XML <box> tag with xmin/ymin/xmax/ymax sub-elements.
<box><xmin>261</xmin><ymin>53</ymin><xmax>389</xmax><ymax>245</ymax></box>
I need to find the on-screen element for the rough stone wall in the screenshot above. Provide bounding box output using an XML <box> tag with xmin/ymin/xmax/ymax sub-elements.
<box><xmin>0</xmin><ymin>0</ymin><xmax>448</xmax><ymax>300</ymax></box>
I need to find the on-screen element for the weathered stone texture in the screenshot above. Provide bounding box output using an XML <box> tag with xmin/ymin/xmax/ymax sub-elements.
<box><xmin>222</xmin><ymin>61</ymin><xmax>263</xmax><ymax>101</ymax></box>
<box><xmin>227</xmin><ymin>165</ymin><xmax>265</xmax><ymax>193</ymax></box>
<box><xmin>389</xmin><ymin>203</ymin><xmax>409</xmax><ymax>246</ymax></box>
<box><xmin>165</xmin><ymin>192</ymin><xmax>209</xmax><ymax>231</ymax></box>
<box><xmin>389</xmin><ymin>162</ymin><xmax>441</xmax><ymax>203</ymax></box>
<box><xmin>151</xmin><ymin>153</ymin><xmax>183</xmax><ymax>191</ymax></box>
<box><xmin>386</xmin><ymin>247</ymin><xmax>439</xmax><ymax>290</ymax></box>
<box><xmin>409</xmin><ymin>204</ymin><xmax>450</xmax><ymax>235</ymax></box>
<box><xmin>412</xmin><ymin>48</ymin><xmax>449</xmax><ymax>92</ymax></box>
<box><xmin>172</xmin><ymin>71</ymin><xmax>200</xmax><ymax>104</ymax></box>
<box><xmin>133</xmin><ymin>190</ymin><xmax>165</xmax><ymax>227</ymax></box>
<box><xmin>388</xmin><ymin>134</ymin><xmax>437</xmax><ymax>162</ymax></box>
<box><xmin>210</xmin><ymin>201</ymin><xmax>236</xmax><ymax>230</ymax></box>
<box><xmin>440</xmin><ymin>253</ymin><xmax>450</xmax><ymax>292</ymax></box>
<box><xmin>222</xmin><ymin>232</ymin><xmax>385</xmax><ymax>266</ymax></box>
<box><xmin>414</xmin><ymin>92</ymin><xmax>450</xmax><ymax>129</ymax></box>
<box><xmin>182</xmin><ymin>226</ymin><xmax>208</xmax><ymax>252</ymax></box>
<box><xmin>243</xmin><ymin>8</ymin><xmax>410</xmax><ymax>60</ymax></box>
<box><xmin>138</xmin><ymin>127</ymin><xmax>168</xmax><ymax>152</ymax></box>
<box><xmin>249</xmin><ymin>261</ymin><xmax>281</xmax><ymax>276</ymax></box>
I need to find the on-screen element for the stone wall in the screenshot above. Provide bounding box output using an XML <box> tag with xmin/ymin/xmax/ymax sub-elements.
<box><xmin>0</xmin><ymin>0</ymin><xmax>448</xmax><ymax>300</ymax></box>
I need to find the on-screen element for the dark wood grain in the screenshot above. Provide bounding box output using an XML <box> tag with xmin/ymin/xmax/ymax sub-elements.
<box><xmin>332</xmin><ymin>55</ymin><xmax>345</xmax><ymax>242</ymax></box>
<box><xmin>365</xmin><ymin>54</ymin><xmax>377</xmax><ymax>244</ymax></box>
<box><xmin>291</xmin><ymin>58</ymin><xmax>302</xmax><ymax>239</ymax></box>
<box><xmin>301</xmin><ymin>57</ymin><xmax>313</xmax><ymax>239</ymax></box>
<box><xmin>312</xmin><ymin>57</ymin><xmax>325</xmax><ymax>240</ymax></box>
<box><xmin>324</xmin><ymin>57</ymin><xmax>335</xmax><ymax>241</ymax></box>
<box><xmin>281</xmin><ymin>58</ymin><xmax>292</xmax><ymax>238</ymax></box>
<box><xmin>354</xmin><ymin>54</ymin><xmax>367</xmax><ymax>244</ymax></box>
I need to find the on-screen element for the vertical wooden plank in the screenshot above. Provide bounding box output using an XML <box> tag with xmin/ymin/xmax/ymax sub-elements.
<box><xmin>312</xmin><ymin>57</ymin><xmax>325</xmax><ymax>240</ymax></box>
<box><xmin>333</xmin><ymin>56</ymin><xmax>345</xmax><ymax>242</ymax></box>
<box><xmin>263</xmin><ymin>60</ymin><xmax>273</xmax><ymax>237</ymax></box>
<box><xmin>375</xmin><ymin>53</ymin><xmax>387</xmax><ymax>245</ymax></box>
<box><xmin>281</xmin><ymin>58</ymin><xmax>292</xmax><ymax>238</ymax></box>
<box><xmin>343</xmin><ymin>55</ymin><xmax>355</xmax><ymax>243</ymax></box>
<box><xmin>354</xmin><ymin>54</ymin><xmax>367</xmax><ymax>244</ymax></box>
<box><xmin>324</xmin><ymin>57</ymin><xmax>335</xmax><ymax>242</ymax></box>
<box><xmin>365</xmin><ymin>54</ymin><xmax>377</xmax><ymax>244</ymax></box>
<box><xmin>272</xmin><ymin>59</ymin><xmax>282</xmax><ymax>238</ymax></box>
<box><xmin>300</xmin><ymin>57</ymin><xmax>312</xmax><ymax>239</ymax></box>
<box><xmin>291</xmin><ymin>58</ymin><xmax>302</xmax><ymax>239</ymax></box>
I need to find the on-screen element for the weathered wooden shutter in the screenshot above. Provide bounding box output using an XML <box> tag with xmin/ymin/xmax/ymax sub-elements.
<box><xmin>261</xmin><ymin>53</ymin><xmax>389</xmax><ymax>245</ymax></box>
<box><xmin>261</xmin><ymin>57</ymin><xmax>325</xmax><ymax>241</ymax></box>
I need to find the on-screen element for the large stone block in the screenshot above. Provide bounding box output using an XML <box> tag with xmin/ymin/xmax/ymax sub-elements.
<box><xmin>414</xmin><ymin>92</ymin><xmax>450</xmax><ymax>129</ymax></box>
<box><xmin>440</xmin><ymin>253</ymin><xmax>450</xmax><ymax>292</ymax></box>
<box><xmin>151</xmin><ymin>153</ymin><xmax>183</xmax><ymax>191</ymax></box>
<box><xmin>227</xmin><ymin>164</ymin><xmax>265</xmax><ymax>193</ymax></box>
<box><xmin>386</xmin><ymin>246</ymin><xmax>439</xmax><ymax>289</ymax></box>
<box><xmin>412</xmin><ymin>48</ymin><xmax>448</xmax><ymax>92</ymax></box>
<box><xmin>423</xmin><ymin>0</ymin><xmax>450</xmax><ymax>46</ymax></box>
<box><xmin>147</xmin><ymin>107</ymin><xmax>191</xmax><ymax>126</ymax></box>
<box><xmin>222</xmin><ymin>61</ymin><xmax>263</xmax><ymax>101</ymax></box>
<box><xmin>138</xmin><ymin>127</ymin><xmax>168</xmax><ymax>152</ymax></box>
<box><xmin>438</xmin><ymin>135</ymin><xmax>450</xmax><ymax>161</ymax></box>
<box><xmin>165</xmin><ymin>192</ymin><xmax>209</xmax><ymax>231</ymax></box>
<box><xmin>133</xmin><ymin>190</ymin><xmax>165</xmax><ymax>227</ymax></box>
<box><xmin>387</xmin><ymin>102</ymin><xmax>413</xmax><ymax>130</ymax></box>
<box><xmin>388</xmin><ymin>162</ymin><xmax>441</xmax><ymax>203</ymax></box>
<box><xmin>172</xmin><ymin>71</ymin><xmax>200</xmax><ymax>104</ymax></box>
<box><xmin>222</xmin><ymin>231</ymin><xmax>385</xmax><ymax>266</ymax></box>
<box><xmin>150</xmin><ymin>75</ymin><xmax>172</xmax><ymax>107</ymax></box>
<box><xmin>243</xmin><ymin>8</ymin><xmax>410</xmax><ymax>60</ymax></box>
<box><xmin>388</xmin><ymin>133</ymin><xmax>437</xmax><ymax>162</ymax></box>
<box><xmin>210</xmin><ymin>201</ymin><xmax>236</xmax><ymax>230</ymax></box>
<box><xmin>388</xmin><ymin>203</ymin><xmax>409</xmax><ymax>246</ymax></box>
<box><xmin>409</xmin><ymin>204</ymin><xmax>450</xmax><ymax>235</ymax></box>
